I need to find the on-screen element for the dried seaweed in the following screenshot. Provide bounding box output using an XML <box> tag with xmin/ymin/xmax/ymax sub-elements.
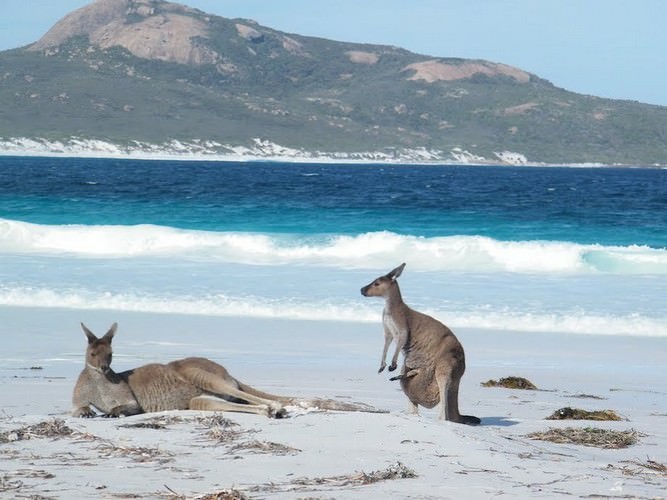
<box><xmin>231</xmin><ymin>439</ymin><xmax>300</xmax><ymax>456</ymax></box>
<box><xmin>291</xmin><ymin>461</ymin><xmax>417</xmax><ymax>487</ymax></box>
<box><xmin>96</xmin><ymin>440</ymin><xmax>175</xmax><ymax>463</ymax></box>
<box><xmin>197</xmin><ymin>489</ymin><xmax>251</xmax><ymax>500</ymax></box>
<box><xmin>527</xmin><ymin>427</ymin><xmax>641</xmax><ymax>449</ymax></box>
<box><xmin>0</xmin><ymin>474</ymin><xmax>23</xmax><ymax>493</ymax></box>
<box><xmin>206</xmin><ymin>426</ymin><xmax>244</xmax><ymax>443</ymax></box>
<box><xmin>569</xmin><ymin>393</ymin><xmax>606</xmax><ymax>400</ymax></box>
<box><xmin>622</xmin><ymin>459</ymin><xmax>667</xmax><ymax>476</ymax></box>
<box><xmin>201</xmin><ymin>416</ymin><xmax>244</xmax><ymax>444</ymax></box>
<box><xmin>120</xmin><ymin>421</ymin><xmax>168</xmax><ymax>430</ymax></box>
<box><xmin>0</xmin><ymin>419</ymin><xmax>73</xmax><ymax>443</ymax></box>
<box><xmin>195</xmin><ymin>414</ymin><xmax>236</xmax><ymax>428</ymax></box>
<box><xmin>481</xmin><ymin>376</ymin><xmax>537</xmax><ymax>390</ymax></box>
<box><xmin>546</xmin><ymin>407</ymin><xmax>624</xmax><ymax>421</ymax></box>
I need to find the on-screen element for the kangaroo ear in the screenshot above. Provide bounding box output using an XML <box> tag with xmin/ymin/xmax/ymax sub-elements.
<box><xmin>102</xmin><ymin>322</ymin><xmax>118</xmax><ymax>342</ymax></box>
<box><xmin>81</xmin><ymin>322</ymin><xmax>98</xmax><ymax>344</ymax></box>
<box><xmin>388</xmin><ymin>263</ymin><xmax>406</xmax><ymax>280</ymax></box>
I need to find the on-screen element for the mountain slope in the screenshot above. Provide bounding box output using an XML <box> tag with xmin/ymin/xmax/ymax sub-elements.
<box><xmin>1</xmin><ymin>0</ymin><xmax>665</xmax><ymax>164</ymax></box>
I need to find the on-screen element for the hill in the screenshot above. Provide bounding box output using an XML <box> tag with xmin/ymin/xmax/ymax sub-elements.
<box><xmin>1</xmin><ymin>0</ymin><xmax>666</xmax><ymax>164</ymax></box>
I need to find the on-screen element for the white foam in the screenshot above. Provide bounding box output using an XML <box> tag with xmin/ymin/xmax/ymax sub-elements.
<box><xmin>1</xmin><ymin>218</ymin><xmax>665</xmax><ymax>275</ymax></box>
<box><xmin>0</xmin><ymin>285</ymin><xmax>665</xmax><ymax>337</ymax></box>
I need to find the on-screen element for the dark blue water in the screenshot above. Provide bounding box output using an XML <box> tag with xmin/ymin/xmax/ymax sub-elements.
<box><xmin>1</xmin><ymin>156</ymin><xmax>665</xmax><ymax>247</ymax></box>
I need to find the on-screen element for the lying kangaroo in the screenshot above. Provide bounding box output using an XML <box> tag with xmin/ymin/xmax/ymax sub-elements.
<box><xmin>361</xmin><ymin>263</ymin><xmax>480</xmax><ymax>425</ymax></box>
<box><xmin>73</xmin><ymin>322</ymin><xmax>382</xmax><ymax>418</ymax></box>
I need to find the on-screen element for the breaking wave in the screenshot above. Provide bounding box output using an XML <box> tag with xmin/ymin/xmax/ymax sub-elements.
<box><xmin>1</xmin><ymin>218</ymin><xmax>665</xmax><ymax>275</ymax></box>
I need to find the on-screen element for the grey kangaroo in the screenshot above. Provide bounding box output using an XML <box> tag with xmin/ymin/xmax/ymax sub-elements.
<box><xmin>361</xmin><ymin>263</ymin><xmax>480</xmax><ymax>425</ymax></box>
<box><xmin>72</xmin><ymin>322</ymin><xmax>382</xmax><ymax>418</ymax></box>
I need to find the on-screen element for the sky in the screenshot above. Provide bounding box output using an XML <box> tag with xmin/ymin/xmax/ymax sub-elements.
<box><xmin>1</xmin><ymin>0</ymin><xmax>665</xmax><ymax>107</ymax></box>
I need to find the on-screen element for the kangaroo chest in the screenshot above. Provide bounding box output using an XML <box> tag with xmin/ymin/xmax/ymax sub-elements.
<box><xmin>383</xmin><ymin>310</ymin><xmax>405</xmax><ymax>339</ymax></box>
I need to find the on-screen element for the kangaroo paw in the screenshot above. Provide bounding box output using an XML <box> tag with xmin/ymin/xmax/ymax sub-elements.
<box><xmin>72</xmin><ymin>406</ymin><xmax>96</xmax><ymax>418</ymax></box>
<box><xmin>270</xmin><ymin>406</ymin><xmax>288</xmax><ymax>419</ymax></box>
<box><xmin>388</xmin><ymin>363</ymin><xmax>397</xmax><ymax>372</ymax></box>
<box><xmin>378</xmin><ymin>364</ymin><xmax>386</xmax><ymax>373</ymax></box>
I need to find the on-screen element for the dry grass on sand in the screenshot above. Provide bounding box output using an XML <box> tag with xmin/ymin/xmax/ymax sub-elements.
<box><xmin>527</xmin><ymin>427</ymin><xmax>643</xmax><ymax>449</ymax></box>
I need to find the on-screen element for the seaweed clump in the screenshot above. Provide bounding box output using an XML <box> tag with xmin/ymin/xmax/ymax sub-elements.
<box><xmin>481</xmin><ymin>376</ymin><xmax>537</xmax><ymax>390</ymax></box>
<box><xmin>546</xmin><ymin>407</ymin><xmax>624</xmax><ymax>421</ymax></box>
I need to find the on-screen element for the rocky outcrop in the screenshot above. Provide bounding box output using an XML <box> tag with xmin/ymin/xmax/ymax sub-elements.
<box><xmin>403</xmin><ymin>59</ymin><xmax>531</xmax><ymax>83</ymax></box>
<box><xmin>29</xmin><ymin>0</ymin><xmax>217</xmax><ymax>65</ymax></box>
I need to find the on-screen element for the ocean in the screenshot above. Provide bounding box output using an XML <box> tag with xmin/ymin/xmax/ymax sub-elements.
<box><xmin>1</xmin><ymin>156</ymin><xmax>665</xmax><ymax>337</ymax></box>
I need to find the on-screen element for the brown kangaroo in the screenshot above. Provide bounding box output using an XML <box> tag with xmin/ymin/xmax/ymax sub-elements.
<box><xmin>361</xmin><ymin>263</ymin><xmax>480</xmax><ymax>425</ymax></box>
<box><xmin>72</xmin><ymin>322</ymin><xmax>383</xmax><ymax>418</ymax></box>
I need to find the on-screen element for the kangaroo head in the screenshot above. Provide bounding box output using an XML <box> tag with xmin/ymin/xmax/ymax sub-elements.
<box><xmin>81</xmin><ymin>322</ymin><xmax>117</xmax><ymax>374</ymax></box>
<box><xmin>360</xmin><ymin>263</ymin><xmax>406</xmax><ymax>298</ymax></box>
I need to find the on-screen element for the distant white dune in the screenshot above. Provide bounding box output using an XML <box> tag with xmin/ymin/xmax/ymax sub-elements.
<box><xmin>0</xmin><ymin>136</ymin><xmax>536</xmax><ymax>165</ymax></box>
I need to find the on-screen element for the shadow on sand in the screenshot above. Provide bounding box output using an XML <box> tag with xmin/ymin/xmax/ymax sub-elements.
<box><xmin>478</xmin><ymin>416</ymin><xmax>520</xmax><ymax>427</ymax></box>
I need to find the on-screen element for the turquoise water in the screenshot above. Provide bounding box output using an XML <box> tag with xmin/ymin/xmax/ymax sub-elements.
<box><xmin>1</xmin><ymin>156</ymin><xmax>665</xmax><ymax>336</ymax></box>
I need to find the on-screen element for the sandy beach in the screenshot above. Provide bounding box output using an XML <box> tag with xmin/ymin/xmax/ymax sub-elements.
<box><xmin>1</xmin><ymin>307</ymin><xmax>665</xmax><ymax>499</ymax></box>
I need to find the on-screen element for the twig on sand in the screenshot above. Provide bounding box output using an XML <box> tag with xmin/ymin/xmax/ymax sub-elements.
<box><xmin>616</xmin><ymin>458</ymin><xmax>667</xmax><ymax>477</ymax></box>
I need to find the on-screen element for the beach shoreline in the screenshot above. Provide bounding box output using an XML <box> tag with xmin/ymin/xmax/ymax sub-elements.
<box><xmin>1</xmin><ymin>307</ymin><xmax>665</xmax><ymax>498</ymax></box>
<box><xmin>3</xmin><ymin>141</ymin><xmax>665</xmax><ymax>168</ymax></box>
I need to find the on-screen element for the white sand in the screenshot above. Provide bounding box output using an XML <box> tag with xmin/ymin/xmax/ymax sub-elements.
<box><xmin>1</xmin><ymin>307</ymin><xmax>665</xmax><ymax>498</ymax></box>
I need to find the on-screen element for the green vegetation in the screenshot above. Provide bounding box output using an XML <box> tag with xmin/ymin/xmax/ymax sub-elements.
<box><xmin>1</xmin><ymin>4</ymin><xmax>665</xmax><ymax>164</ymax></box>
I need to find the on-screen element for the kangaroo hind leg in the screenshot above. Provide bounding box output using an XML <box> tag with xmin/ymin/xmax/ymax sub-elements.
<box><xmin>175</xmin><ymin>362</ymin><xmax>286</xmax><ymax>417</ymax></box>
<box><xmin>435</xmin><ymin>368</ymin><xmax>461</xmax><ymax>422</ymax></box>
<box><xmin>189</xmin><ymin>396</ymin><xmax>281</xmax><ymax>418</ymax></box>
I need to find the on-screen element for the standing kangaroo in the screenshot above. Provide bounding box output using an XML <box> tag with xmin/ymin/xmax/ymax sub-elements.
<box><xmin>73</xmin><ymin>322</ymin><xmax>382</xmax><ymax>418</ymax></box>
<box><xmin>361</xmin><ymin>263</ymin><xmax>480</xmax><ymax>425</ymax></box>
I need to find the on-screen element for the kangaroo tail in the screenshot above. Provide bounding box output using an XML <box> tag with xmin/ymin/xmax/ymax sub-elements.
<box><xmin>292</xmin><ymin>398</ymin><xmax>388</xmax><ymax>413</ymax></box>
